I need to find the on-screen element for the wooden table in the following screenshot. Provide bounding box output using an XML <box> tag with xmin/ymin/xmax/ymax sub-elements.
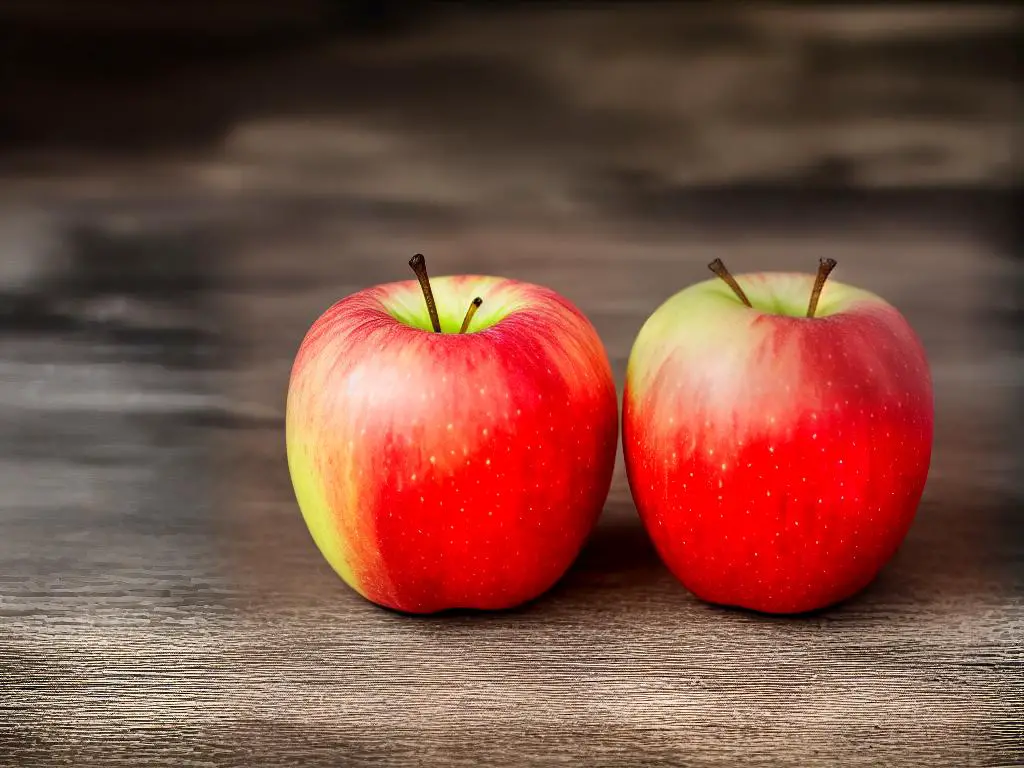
<box><xmin>1</xmin><ymin>185</ymin><xmax>1020</xmax><ymax>767</ymax></box>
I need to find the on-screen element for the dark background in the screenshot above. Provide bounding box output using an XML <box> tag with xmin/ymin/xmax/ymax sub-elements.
<box><xmin>1</xmin><ymin>4</ymin><xmax>1021</xmax><ymax>766</ymax></box>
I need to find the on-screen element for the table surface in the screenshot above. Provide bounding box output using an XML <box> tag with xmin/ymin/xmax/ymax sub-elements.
<box><xmin>2</xmin><ymin>9</ymin><xmax>1023</xmax><ymax>766</ymax></box>
<box><xmin>2</xmin><ymin>186</ymin><xmax>1021</xmax><ymax>767</ymax></box>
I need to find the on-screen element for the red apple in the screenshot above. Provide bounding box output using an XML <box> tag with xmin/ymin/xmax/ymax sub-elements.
<box><xmin>286</xmin><ymin>255</ymin><xmax>618</xmax><ymax>613</ymax></box>
<box><xmin>623</xmin><ymin>259</ymin><xmax>934</xmax><ymax>614</ymax></box>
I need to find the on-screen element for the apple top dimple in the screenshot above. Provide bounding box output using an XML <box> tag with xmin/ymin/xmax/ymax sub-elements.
<box><xmin>377</xmin><ymin>275</ymin><xmax>532</xmax><ymax>335</ymax></box>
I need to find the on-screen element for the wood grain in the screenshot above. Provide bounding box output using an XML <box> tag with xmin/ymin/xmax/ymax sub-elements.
<box><xmin>2</xmin><ymin>189</ymin><xmax>1021</xmax><ymax>767</ymax></box>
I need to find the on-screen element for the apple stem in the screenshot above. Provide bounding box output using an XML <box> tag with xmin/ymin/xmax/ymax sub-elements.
<box><xmin>806</xmin><ymin>258</ymin><xmax>838</xmax><ymax>318</ymax></box>
<box><xmin>409</xmin><ymin>253</ymin><xmax>442</xmax><ymax>333</ymax></box>
<box><xmin>708</xmin><ymin>258</ymin><xmax>752</xmax><ymax>307</ymax></box>
<box><xmin>459</xmin><ymin>297</ymin><xmax>483</xmax><ymax>334</ymax></box>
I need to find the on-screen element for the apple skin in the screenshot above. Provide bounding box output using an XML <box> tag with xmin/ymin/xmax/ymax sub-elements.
<box><xmin>623</xmin><ymin>271</ymin><xmax>934</xmax><ymax>614</ymax></box>
<box><xmin>286</xmin><ymin>275</ymin><xmax>618</xmax><ymax>614</ymax></box>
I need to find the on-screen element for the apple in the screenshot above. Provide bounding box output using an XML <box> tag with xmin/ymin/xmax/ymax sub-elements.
<box><xmin>286</xmin><ymin>254</ymin><xmax>618</xmax><ymax>613</ymax></box>
<box><xmin>623</xmin><ymin>259</ymin><xmax>934</xmax><ymax>614</ymax></box>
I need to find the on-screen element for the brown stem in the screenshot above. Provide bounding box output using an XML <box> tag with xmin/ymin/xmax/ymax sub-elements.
<box><xmin>459</xmin><ymin>297</ymin><xmax>483</xmax><ymax>334</ymax></box>
<box><xmin>708</xmin><ymin>258</ymin><xmax>752</xmax><ymax>307</ymax></box>
<box><xmin>408</xmin><ymin>253</ymin><xmax>441</xmax><ymax>333</ymax></box>
<box><xmin>806</xmin><ymin>258</ymin><xmax>838</xmax><ymax>318</ymax></box>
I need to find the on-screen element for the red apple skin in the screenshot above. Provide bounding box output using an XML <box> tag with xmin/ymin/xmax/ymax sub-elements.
<box><xmin>286</xmin><ymin>275</ymin><xmax>618</xmax><ymax>614</ymax></box>
<box><xmin>623</xmin><ymin>272</ymin><xmax>934</xmax><ymax>614</ymax></box>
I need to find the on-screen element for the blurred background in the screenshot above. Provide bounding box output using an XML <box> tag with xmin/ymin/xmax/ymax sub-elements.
<box><xmin>1</xmin><ymin>3</ymin><xmax>1021</xmax><ymax>765</ymax></box>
